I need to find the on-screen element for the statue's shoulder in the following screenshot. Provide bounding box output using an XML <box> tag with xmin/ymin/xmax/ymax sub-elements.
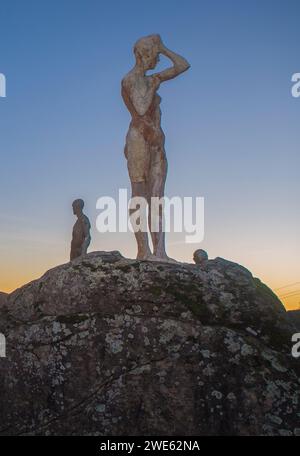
<box><xmin>79</xmin><ymin>214</ymin><xmax>91</xmax><ymax>230</ymax></box>
<box><xmin>121</xmin><ymin>70</ymin><xmax>136</xmax><ymax>90</ymax></box>
<box><xmin>83</xmin><ymin>214</ymin><xmax>91</xmax><ymax>228</ymax></box>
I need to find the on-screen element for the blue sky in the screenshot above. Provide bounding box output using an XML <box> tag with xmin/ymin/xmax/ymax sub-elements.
<box><xmin>0</xmin><ymin>0</ymin><xmax>299</xmax><ymax>307</ymax></box>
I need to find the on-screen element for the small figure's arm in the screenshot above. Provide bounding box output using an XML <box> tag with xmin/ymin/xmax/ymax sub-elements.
<box><xmin>81</xmin><ymin>216</ymin><xmax>91</xmax><ymax>256</ymax></box>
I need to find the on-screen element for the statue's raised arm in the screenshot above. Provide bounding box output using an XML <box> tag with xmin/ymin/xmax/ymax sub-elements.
<box><xmin>153</xmin><ymin>35</ymin><xmax>190</xmax><ymax>83</ymax></box>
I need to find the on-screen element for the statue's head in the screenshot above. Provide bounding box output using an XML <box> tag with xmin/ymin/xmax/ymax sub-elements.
<box><xmin>134</xmin><ymin>34</ymin><xmax>161</xmax><ymax>71</ymax></box>
<box><xmin>193</xmin><ymin>249</ymin><xmax>208</xmax><ymax>266</ymax></box>
<box><xmin>72</xmin><ymin>199</ymin><xmax>84</xmax><ymax>215</ymax></box>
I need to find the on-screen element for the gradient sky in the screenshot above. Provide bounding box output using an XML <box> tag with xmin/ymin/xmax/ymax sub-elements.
<box><xmin>0</xmin><ymin>0</ymin><xmax>299</xmax><ymax>309</ymax></box>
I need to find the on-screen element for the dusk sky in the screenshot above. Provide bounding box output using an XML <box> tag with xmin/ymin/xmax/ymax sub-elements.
<box><xmin>0</xmin><ymin>0</ymin><xmax>299</xmax><ymax>309</ymax></box>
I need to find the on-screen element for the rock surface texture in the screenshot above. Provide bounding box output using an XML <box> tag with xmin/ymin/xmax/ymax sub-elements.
<box><xmin>0</xmin><ymin>292</ymin><xmax>7</xmax><ymax>309</ymax></box>
<box><xmin>0</xmin><ymin>251</ymin><xmax>299</xmax><ymax>436</ymax></box>
<box><xmin>288</xmin><ymin>310</ymin><xmax>300</xmax><ymax>331</ymax></box>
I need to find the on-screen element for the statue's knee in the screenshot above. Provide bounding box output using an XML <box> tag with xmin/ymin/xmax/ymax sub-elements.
<box><xmin>131</xmin><ymin>181</ymin><xmax>147</xmax><ymax>198</ymax></box>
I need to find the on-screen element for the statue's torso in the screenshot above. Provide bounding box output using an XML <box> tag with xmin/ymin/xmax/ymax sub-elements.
<box><xmin>122</xmin><ymin>74</ymin><xmax>164</xmax><ymax>147</ymax></box>
<box><xmin>72</xmin><ymin>215</ymin><xmax>90</xmax><ymax>246</ymax></box>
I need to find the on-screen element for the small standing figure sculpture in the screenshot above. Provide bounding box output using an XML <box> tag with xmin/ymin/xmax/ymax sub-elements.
<box><xmin>122</xmin><ymin>34</ymin><xmax>190</xmax><ymax>261</ymax></box>
<box><xmin>70</xmin><ymin>199</ymin><xmax>91</xmax><ymax>261</ymax></box>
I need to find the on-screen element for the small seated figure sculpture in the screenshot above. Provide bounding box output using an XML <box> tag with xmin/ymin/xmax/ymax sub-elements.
<box><xmin>193</xmin><ymin>249</ymin><xmax>208</xmax><ymax>267</ymax></box>
<box><xmin>70</xmin><ymin>199</ymin><xmax>91</xmax><ymax>261</ymax></box>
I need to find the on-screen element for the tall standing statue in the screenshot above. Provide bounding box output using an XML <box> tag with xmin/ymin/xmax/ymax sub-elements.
<box><xmin>70</xmin><ymin>199</ymin><xmax>91</xmax><ymax>261</ymax></box>
<box><xmin>122</xmin><ymin>34</ymin><xmax>190</xmax><ymax>261</ymax></box>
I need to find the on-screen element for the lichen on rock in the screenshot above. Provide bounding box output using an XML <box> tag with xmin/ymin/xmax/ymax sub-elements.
<box><xmin>0</xmin><ymin>251</ymin><xmax>299</xmax><ymax>436</ymax></box>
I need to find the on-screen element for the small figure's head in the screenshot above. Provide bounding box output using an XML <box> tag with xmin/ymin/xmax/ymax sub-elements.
<box><xmin>134</xmin><ymin>34</ymin><xmax>161</xmax><ymax>71</ymax></box>
<box><xmin>193</xmin><ymin>249</ymin><xmax>208</xmax><ymax>266</ymax></box>
<box><xmin>72</xmin><ymin>199</ymin><xmax>84</xmax><ymax>216</ymax></box>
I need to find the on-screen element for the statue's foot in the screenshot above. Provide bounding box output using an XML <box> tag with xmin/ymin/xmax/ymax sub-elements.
<box><xmin>151</xmin><ymin>254</ymin><xmax>178</xmax><ymax>264</ymax></box>
<box><xmin>136</xmin><ymin>252</ymin><xmax>178</xmax><ymax>263</ymax></box>
<box><xmin>136</xmin><ymin>252</ymin><xmax>158</xmax><ymax>261</ymax></box>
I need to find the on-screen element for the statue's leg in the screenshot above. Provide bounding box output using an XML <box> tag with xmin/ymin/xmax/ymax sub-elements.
<box><xmin>126</xmin><ymin>129</ymin><xmax>154</xmax><ymax>260</ymax></box>
<box><xmin>148</xmin><ymin>146</ymin><xmax>168</xmax><ymax>259</ymax></box>
<box><xmin>130</xmin><ymin>181</ymin><xmax>153</xmax><ymax>260</ymax></box>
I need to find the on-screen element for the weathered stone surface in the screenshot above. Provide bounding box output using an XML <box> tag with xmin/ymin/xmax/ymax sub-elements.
<box><xmin>0</xmin><ymin>251</ymin><xmax>299</xmax><ymax>436</ymax></box>
<box><xmin>288</xmin><ymin>310</ymin><xmax>300</xmax><ymax>331</ymax></box>
<box><xmin>0</xmin><ymin>292</ymin><xmax>7</xmax><ymax>309</ymax></box>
